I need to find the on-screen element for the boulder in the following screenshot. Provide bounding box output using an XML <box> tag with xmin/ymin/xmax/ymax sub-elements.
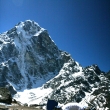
<box><xmin>0</xmin><ymin>87</ymin><xmax>12</xmax><ymax>104</ymax></box>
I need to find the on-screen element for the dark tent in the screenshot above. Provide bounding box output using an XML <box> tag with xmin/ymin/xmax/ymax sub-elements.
<box><xmin>47</xmin><ymin>99</ymin><xmax>58</xmax><ymax>110</ymax></box>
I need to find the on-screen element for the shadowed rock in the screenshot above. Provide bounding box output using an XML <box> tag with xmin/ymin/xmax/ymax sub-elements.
<box><xmin>0</xmin><ymin>87</ymin><xmax>12</xmax><ymax>104</ymax></box>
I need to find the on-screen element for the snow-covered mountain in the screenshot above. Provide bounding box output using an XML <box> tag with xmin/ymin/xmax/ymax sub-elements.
<box><xmin>0</xmin><ymin>20</ymin><xmax>110</xmax><ymax>109</ymax></box>
<box><xmin>0</xmin><ymin>20</ymin><xmax>69</xmax><ymax>91</ymax></box>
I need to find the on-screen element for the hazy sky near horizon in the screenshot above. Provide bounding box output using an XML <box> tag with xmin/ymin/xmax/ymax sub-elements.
<box><xmin>0</xmin><ymin>0</ymin><xmax>110</xmax><ymax>72</ymax></box>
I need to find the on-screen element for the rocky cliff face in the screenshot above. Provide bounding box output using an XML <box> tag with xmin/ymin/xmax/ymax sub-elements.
<box><xmin>0</xmin><ymin>20</ymin><xmax>70</xmax><ymax>91</ymax></box>
<box><xmin>0</xmin><ymin>20</ymin><xmax>110</xmax><ymax>109</ymax></box>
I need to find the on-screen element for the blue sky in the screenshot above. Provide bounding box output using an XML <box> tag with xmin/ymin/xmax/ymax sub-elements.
<box><xmin>0</xmin><ymin>0</ymin><xmax>110</xmax><ymax>72</ymax></box>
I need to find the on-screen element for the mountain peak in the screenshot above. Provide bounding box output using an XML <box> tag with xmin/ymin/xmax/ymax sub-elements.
<box><xmin>0</xmin><ymin>20</ymin><xmax>70</xmax><ymax>91</ymax></box>
<box><xmin>6</xmin><ymin>20</ymin><xmax>44</xmax><ymax>40</ymax></box>
<box><xmin>5</xmin><ymin>20</ymin><xmax>46</xmax><ymax>49</ymax></box>
<box><xmin>15</xmin><ymin>20</ymin><xmax>41</xmax><ymax>35</ymax></box>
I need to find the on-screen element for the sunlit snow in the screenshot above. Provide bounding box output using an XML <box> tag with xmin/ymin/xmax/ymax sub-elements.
<box><xmin>14</xmin><ymin>87</ymin><xmax>53</xmax><ymax>105</ymax></box>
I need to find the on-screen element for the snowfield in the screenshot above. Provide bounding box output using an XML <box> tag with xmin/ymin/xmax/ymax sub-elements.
<box><xmin>14</xmin><ymin>87</ymin><xmax>53</xmax><ymax>105</ymax></box>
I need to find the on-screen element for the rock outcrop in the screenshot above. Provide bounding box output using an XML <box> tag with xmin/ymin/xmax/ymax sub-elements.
<box><xmin>0</xmin><ymin>87</ymin><xmax>12</xmax><ymax>104</ymax></box>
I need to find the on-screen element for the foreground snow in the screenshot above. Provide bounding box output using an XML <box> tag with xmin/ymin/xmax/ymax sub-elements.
<box><xmin>14</xmin><ymin>87</ymin><xmax>53</xmax><ymax>105</ymax></box>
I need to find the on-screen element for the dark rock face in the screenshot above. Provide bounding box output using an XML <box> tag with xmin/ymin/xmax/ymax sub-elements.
<box><xmin>0</xmin><ymin>87</ymin><xmax>12</xmax><ymax>104</ymax></box>
<box><xmin>105</xmin><ymin>70</ymin><xmax>110</xmax><ymax>80</ymax></box>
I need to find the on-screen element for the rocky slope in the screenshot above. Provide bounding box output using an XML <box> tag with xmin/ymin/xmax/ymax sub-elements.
<box><xmin>0</xmin><ymin>20</ymin><xmax>110</xmax><ymax>109</ymax></box>
<box><xmin>39</xmin><ymin>64</ymin><xmax>110</xmax><ymax>109</ymax></box>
